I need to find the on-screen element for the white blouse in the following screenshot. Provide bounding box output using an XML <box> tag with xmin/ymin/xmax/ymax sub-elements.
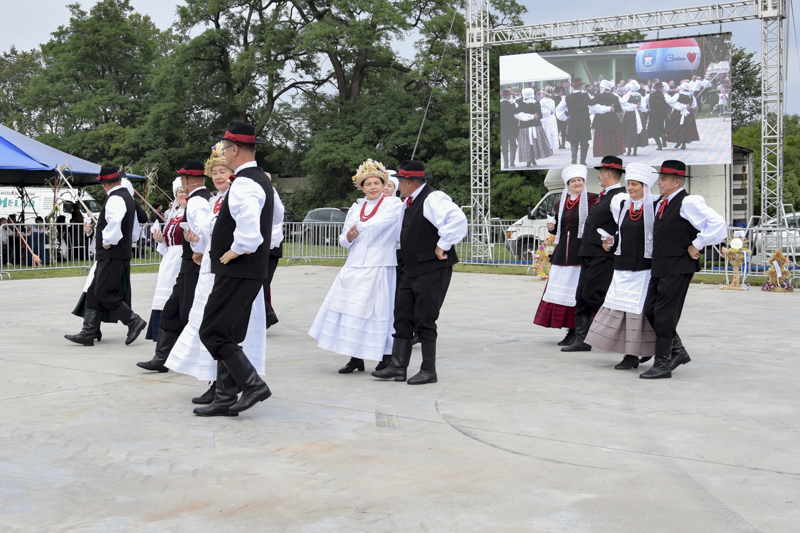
<box><xmin>339</xmin><ymin>196</ymin><xmax>403</xmax><ymax>267</ymax></box>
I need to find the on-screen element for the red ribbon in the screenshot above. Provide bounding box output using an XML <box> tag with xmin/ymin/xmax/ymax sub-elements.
<box><xmin>398</xmin><ymin>169</ymin><xmax>426</xmax><ymax>178</ymax></box>
<box><xmin>97</xmin><ymin>171</ymin><xmax>119</xmax><ymax>181</ymax></box>
<box><xmin>659</xmin><ymin>167</ymin><xmax>686</xmax><ymax>176</ymax></box>
<box><xmin>658</xmin><ymin>199</ymin><xmax>669</xmax><ymax>219</ymax></box>
<box><xmin>405</xmin><ymin>197</ymin><xmax>412</xmax><ymax>208</ymax></box>
<box><xmin>224</xmin><ymin>131</ymin><xmax>256</xmax><ymax>143</ymax></box>
<box><xmin>176</xmin><ymin>168</ymin><xmax>205</xmax><ymax>176</ymax></box>
<box><xmin>600</xmin><ymin>163</ymin><xmax>623</xmax><ymax>170</ymax></box>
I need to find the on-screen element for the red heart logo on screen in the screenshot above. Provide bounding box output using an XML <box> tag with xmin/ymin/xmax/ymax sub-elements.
<box><xmin>687</xmin><ymin>52</ymin><xmax>697</xmax><ymax>63</ymax></box>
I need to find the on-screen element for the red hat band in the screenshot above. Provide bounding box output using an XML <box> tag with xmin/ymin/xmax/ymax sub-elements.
<box><xmin>659</xmin><ymin>167</ymin><xmax>686</xmax><ymax>176</ymax></box>
<box><xmin>98</xmin><ymin>171</ymin><xmax>120</xmax><ymax>181</ymax></box>
<box><xmin>398</xmin><ymin>169</ymin><xmax>427</xmax><ymax>178</ymax></box>
<box><xmin>177</xmin><ymin>168</ymin><xmax>205</xmax><ymax>176</ymax></box>
<box><xmin>224</xmin><ymin>131</ymin><xmax>256</xmax><ymax>144</ymax></box>
<box><xmin>601</xmin><ymin>163</ymin><xmax>624</xmax><ymax>170</ymax></box>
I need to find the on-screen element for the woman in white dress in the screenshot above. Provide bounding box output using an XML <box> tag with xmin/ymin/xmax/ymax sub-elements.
<box><xmin>165</xmin><ymin>143</ymin><xmax>267</xmax><ymax>413</ymax></box>
<box><xmin>585</xmin><ymin>163</ymin><xmax>657</xmax><ymax>369</ymax></box>
<box><xmin>538</xmin><ymin>89</ymin><xmax>559</xmax><ymax>152</ymax></box>
<box><xmin>145</xmin><ymin>178</ymin><xmax>186</xmax><ymax>341</ymax></box>
<box><xmin>309</xmin><ymin>159</ymin><xmax>404</xmax><ymax>373</ymax></box>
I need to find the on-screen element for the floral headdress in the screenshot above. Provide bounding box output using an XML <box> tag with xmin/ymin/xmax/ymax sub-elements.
<box><xmin>351</xmin><ymin>159</ymin><xmax>389</xmax><ymax>188</ymax></box>
<box><xmin>205</xmin><ymin>142</ymin><xmax>230</xmax><ymax>177</ymax></box>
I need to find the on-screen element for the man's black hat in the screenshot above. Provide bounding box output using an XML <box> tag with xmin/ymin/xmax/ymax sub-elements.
<box><xmin>221</xmin><ymin>120</ymin><xmax>266</xmax><ymax>145</ymax></box>
<box><xmin>658</xmin><ymin>159</ymin><xmax>691</xmax><ymax>178</ymax></box>
<box><xmin>397</xmin><ymin>160</ymin><xmax>433</xmax><ymax>180</ymax></box>
<box><xmin>97</xmin><ymin>163</ymin><xmax>124</xmax><ymax>182</ymax></box>
<box><xmin>594</xmin><ymin>155</ymin><xmax>626</xmax><ymax>173</ymax></box>
<box><xmin>176</xmin><ymin>159</ymin><xmax>206</xmax><ymax>177</ymax></box>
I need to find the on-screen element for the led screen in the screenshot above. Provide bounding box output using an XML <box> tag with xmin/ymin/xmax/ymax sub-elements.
<box><xmin>499</xmin><ymin>33</ymin><xmax>732</xmax><ymax>170</ymax></box>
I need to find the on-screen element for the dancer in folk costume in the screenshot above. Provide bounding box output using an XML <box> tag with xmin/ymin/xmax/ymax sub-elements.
<box><xmin>309</xmin><ymin>159</ymin><xmax>404</xmax><ymax>373</ymax></box>
<box><xmin>500</xmin><ymin>89</ymin><xmax>519</xmax><ymax>168</ymax></box>
<box><xmin>640</xmin><ymin>160</ymin><xmax>727</xmax><ymax>379</ymax></box>
<box><xmin>562</xmin><ymin>157</ymin><xmax>626</xmax><ymax>353</ymax></box>
<box><xmin>665</xmin><ymin>82</ymin><xmax>700</xmax><ymax>150</ymax></box>
<box><xmin>65</xmin><ymin>167</ymin><xmax>147</xmax><ymax>346</ymax></box>
<box><xmin>372</xmin><ymin>160</ymin><xmax>468</xmax><ymax>385</ymax></box>
<box><xmin>533</xmin><ymin>165</ymin><xmax>598</xmax><ymax>345</ymax></box>
<box><xmin>515</xmin><ymin>87</ymin><xmax>553</xmax><ymax>167</ymax></box>
<box><xmin>538</xmin><ymin>89</ymin><xmax>559</xmax><ymax>153</ymax></box>
<box><xmin>145</xmin><ymin>178</ymin><xmax>186</xmax><ymax>341</ymax></box>
<box><xmin>619</xmin><ymin>81</ymin><xmax>649</xmax><ymax>156</ymax></box>
<box><xmin>197</xmin><ymin>121</ymin><xmax>274</xmax><ymax>415</ymax></box>
<box><xmin>167</xmin><ymin>142</ymin><xmax>267</xmax><ymax>409</ymax></box>
<box><xmin>591</xmin><ymin>80</ymin><xmax>625</xmax><ymax>159</ymax></box>
<box><xmin>556</xmin><ymin>79</ymin><xmax>593</xmax><ymax>165</ymax></box>
<box><xmin>264</xmin><ymin>174</ymin><xmax>284</xmax><ymax>329</ymax></box>
<box><xmin>136</xmin><ymin>160</ymin><xmax>212</xmax><ymax>372</ymax></box>
<box><xmin>585</xmin><ymin>163</ymin><xmax>659</xmax><ymax>369</ymax></box>
<box><xmin>647</xmin><ymin>82</ymin><xmax>670</xmax><ymax>151</ymax></box>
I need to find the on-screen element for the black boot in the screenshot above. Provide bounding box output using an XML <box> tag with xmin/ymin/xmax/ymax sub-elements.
<box><xmin>670</xmin><ymin>333</ymin><xmax>691</xmax><ymax>370</ymax></box>
<box><xmin>338</xmin><ymin>357</ymin><xmax>364</xmax><ymax>374</ymax></box>
<box><xmin>557</xmin><ymin>328</ymin><xmax>576</xmax><ymax>346</ymax></box>
<box><xmin>372</xmin><ymin>338</ymin><xmax>412</xmax><ymax>382</ymax></box>
<box><xmin>375</xmin><ymin>354</ymin><xmax>391</xmax><ymax>371</ymax></box>
<box><xmin>114</xmin><ymin>302</ymin><xmax>146</xmax><ymax>345</ymax></box>
<box><xmin>193</xmin><ymin>363</ymin><xmax>239</xmax><ymax>416</ymax></box>
<box><xmin>640</xmin><ymin>337</ymin><xmax>673</xmax><ymax>379</ymax></box>
<box><xmin>65</xmin><ymin>308</ymin><xmax>102</xmax><ymax>346</ymax></box>
<box><xmin>408</xmin><ymin>342</ymin><xmax>438</xmax><ymax>385</ymax></box>
<box><xmin>570</xmin><ymin>144</ymin><xmax>578</xmax><ymax>165</ymax></box>
<box><xmin>136</xmin><ymin>329</ymin><xmax>177</xmax><ymax>372</ymax></box>
<box><xmin>266</xmin><ymin>310</ymin><xmax>279</xmax><ymax>329</ymax></box>
<box><xmin>192</xmin><ymin>382</ymin><xmax>216</xmax><ymax>405</ymax></box>
<box><xmin>561</xmin><ymin>315</ymin><xmax>593</xmax><ymax>352</ymax></box>
<box><xmin>633</xmin><ymin>148</ymin><xmax>638</xmax><ymax>156</ymax></box>
<box><xmin>656</xmin><ymin>138</ymin><xmax>663</xmax><ymax>150</ymax></box>
<box><xmin>615</xmin><ymin>354</ymin><xmax>640</xmax><ymax>369</ymax></box>
<box><xmin>224</xmin><ymin>350</ymin><xmax>271</xmax><ymax>414</ymax></box>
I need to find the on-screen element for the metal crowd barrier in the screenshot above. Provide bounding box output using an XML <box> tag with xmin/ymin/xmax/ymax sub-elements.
<box><xmin>0</xmin><ymin>222</ymin><xmax>162</xmax><ymax>280</ymax></box>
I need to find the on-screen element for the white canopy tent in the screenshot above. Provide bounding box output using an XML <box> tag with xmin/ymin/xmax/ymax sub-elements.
<box><xmin>500</xmin><ymin>53</ymin><xmax>571</xmax><ymax>86</ymax></box>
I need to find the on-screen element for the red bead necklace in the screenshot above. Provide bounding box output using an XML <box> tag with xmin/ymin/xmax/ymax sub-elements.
<box><xmin>565</xmin><ymin>194</ymin><xmax>580</xmax><ymax>210</ymax></box>
<box><xmin>360</xmin><ymin>196</ymin><xmax>385</xmax><ymax>222</ymax></box>
<box><xmin>628</xmin><ymin>201</ymin><xmax>643</xmax><ymax>221</ymax></box>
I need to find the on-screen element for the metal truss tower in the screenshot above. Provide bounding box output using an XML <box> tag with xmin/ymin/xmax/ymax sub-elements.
<box><xmin>467</xmin><ymin>0</ymin><xmax>788</xmax><ymax>257</ymax></box>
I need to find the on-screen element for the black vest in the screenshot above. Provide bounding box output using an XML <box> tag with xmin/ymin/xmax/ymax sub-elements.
<box><xmin>95</xmin><ymin>187</ymin><xmax>135</xmax><ymax>261</ymax></box>
<box><xmin>210</xmin><ymin>167</ymin><xmax>274</xmax><ymax>279</ymax></box>
<box><xmin>614</xmin><ymin>207</ymin><xmax>652</xmax><ymax>272</ymax></box>
<box><xmin>181</xmin><ymin>188</ymin><xmax>213</xmax><ymax>273</ymax></box>
<box><xmin>579</xmin><ymin>187</ymin><xmax>625</xmax><ymax>258</ymax></box>
<box><xmin>399</xmin><ymin>185</ymin><xmax>459</xmax><ymax>278</ymax></box>
<box><xmin>651</xmin><ymin>190</ymin><xmax>700</xmax><ymax>278</ymax></box>
<box><xmin>550</xmin><ymin>198</ymin><xmax>582</xmax><ymax>267</ymax></box>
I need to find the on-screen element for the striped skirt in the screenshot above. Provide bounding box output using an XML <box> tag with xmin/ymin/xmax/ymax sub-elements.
<box><xmin>585</xmin><ymin>307</ymin><xmax>656</xmax><ymax>357</ymax></box>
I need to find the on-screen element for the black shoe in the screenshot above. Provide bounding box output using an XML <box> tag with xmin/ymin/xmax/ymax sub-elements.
<box><xmin>136</xmin><ymin>329</ymin><xmax>177</xmax><ymax>372</ymax></box>
<box><xmin>224</xmin><ymin>351</ymin><xmax>271</xmax><ymax>414</ymax></box>
<box><xmin>375</xmin><ymin>354</ymin><xmax>391</xmax><ymax>372</ymax></box>
<box><xmin>194</xmin><ymin>363</ymin><xmax>239</xmax><ymax>417</ymax></box>
<box><xmin>670</xmin><ymin>333</ymin><xmax>691</xmax><ymax>370</ymax></box>
<box><xmin>615</xmin><ymin>354</ymin><xmax>639</xmax><ymax>370</ymax></box>
<box><xmin>557</xmin><ymin>328</ymin><xmax>576</xmax><ymax>346</ymax></box>
<box><xmin>115</xmin><ymin>303</ymin><xmax>146</xmax><ymax>345</ymax></box>
<box><xmin>65</xmin><ymin>308</ymin><xmax>102</xmax><ymax>346</ymax></box>
<box><xmin>338</xmin><ymin>357</ymin><xmax>364</xmax><ymax>374</ymax></box>
<box><xmin>640</xmin><ymin>337</ymin><xmax>673</xmax><ymax>379</ymax></box>
<box><xmin>372</xmin><ymin>338</ymin><xmax>412</xmax><ymax>382</ymax></box>
<box><xmin>561</xmin><ymin>315</ymin><xmax>593</xmax><ymax>352</ymax></box>
<box><xmin>408</xmin><ymin>342</ymin><xmax>438</xmax><ymax>385</ymax></box>
<box><xmin>192</xmin><ymin>382</ymin><xmax>216</xmax><ymax>405</ymax></box>
<box><xmin>266</xmin><ymin>311</ymin><xmax>279</xmax><ymax>329</ymax></box>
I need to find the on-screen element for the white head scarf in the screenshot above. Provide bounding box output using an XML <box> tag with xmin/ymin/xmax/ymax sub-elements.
<box><xmin>386</xmin><ymin>171</ymin><xmax>399</xmax><ymax>196</ymax></box>
<box><xmin>618</xmin><ymin>163</ymin><xmax>658</xmax><ymax>258</ymax></box>
<box><xmin>521</xmin><ymin>87</ymin><xmax>536</xmax><ymax>103</ymax></box>
<box><xmin>626</xmin><ymin>80</ymin><xmax>641</xmax><ymax>92</ymax></box>
<box><xmin>172</xmin><ymin>176</ymin><xmax>182</xmax><ymax>198</ymax></box>
<box><xmin>599</xmin><ymin>79</ymin><xmax>614</xmax><ymax>92</ymax></box>
<box><xmin>556</xmin><ymin>165</ymin><xmax>589</xmax><ymax>244</ymax></box>
<box><xmin>121</xmin><ymin>178</ymin><xmax>135</xmax><ymax>197</ymax></box>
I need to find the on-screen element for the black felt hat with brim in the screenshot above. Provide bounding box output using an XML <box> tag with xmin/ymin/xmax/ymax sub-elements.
<box><xmin>396</xmin><ymin>160</ymin><xmax>433</xmax><ymax>180</ymax></box>
<box><xmin>176</xmin><ymin>159</ymin><xmax>206</xmax><ymax>177</ymax></box>
<box><xmin>658</xmin><ymin>159</ymin><xmax>691</xmax><ymax>179</ymax></box>
<box><xmin>221</xmin><ymin>120</ymin><xmax>266</xmax><ymax>145</ymax></box>
<box><xmin>97</xmin><ymin>163</ymin><xmax>124</xmax><ymax>182</ymax></box>
<box><xmin>594</xmin><ymin>155</ymin><xmax>626</xmax><ymax>173</ymax></box>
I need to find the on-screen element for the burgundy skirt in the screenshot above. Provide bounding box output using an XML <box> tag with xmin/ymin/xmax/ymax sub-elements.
<box><xmin>592</xmin><ymin>129</ymin><xmax>625</xmax><ymax>157</ymax></box>
<box><xmin>534</xmin><ymin>298</ymin><xmax>576</xmax><ymax>329</ymax></box>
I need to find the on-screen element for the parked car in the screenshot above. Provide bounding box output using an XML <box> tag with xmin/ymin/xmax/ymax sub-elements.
<box><xmin>505</xmin><ymin>191</ymin><xmax>561</xmax><ymax>260</ymax></box>
<box><xmin>283</xmin><ymin>211</ymin><xmax>302</xmax><ymax>241</ymax></box>
<box><xmin>302</xmin><ymin>207</ymin><xmax>348</xmax><ymax>245</ymax></box>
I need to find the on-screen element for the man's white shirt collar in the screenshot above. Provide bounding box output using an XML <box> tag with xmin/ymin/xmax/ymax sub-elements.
<box><xmin>235</xmin><ymin>161</ymin><xmax>258</xmax><ymax>174</ymax></box>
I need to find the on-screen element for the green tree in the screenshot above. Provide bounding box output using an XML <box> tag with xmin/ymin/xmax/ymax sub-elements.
<box><xmin>0</xmin><ymin>47</ymin><xmax>42</xmax><ymax>136</ymax></box>
<box><xmin>589</xmin><ymin>30</ymin><xmax>647</xmax><ymax>47</ymax></box>
<box><xmin>730</xmin><ymin>45</ymin><xmax>760</xmax><ymax>130</ymax></box>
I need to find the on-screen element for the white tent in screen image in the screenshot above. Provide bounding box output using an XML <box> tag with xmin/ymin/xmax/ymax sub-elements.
<box><xmin>500</xmin><ymin>53</ymin><xmax>571</xmax><ymax>85</ymax></box>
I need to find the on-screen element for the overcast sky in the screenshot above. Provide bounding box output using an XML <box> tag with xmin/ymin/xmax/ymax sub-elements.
<box><xmin>3</xmin><ymin>0</ymin><xmax>799</xmax><ymax>113</ymax></box>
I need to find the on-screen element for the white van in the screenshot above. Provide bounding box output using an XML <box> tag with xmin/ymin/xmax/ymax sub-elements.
<box><xmin>0</xmin><ymin>187</ymin><xmax>102</xmax><ymax>223</ymax></box>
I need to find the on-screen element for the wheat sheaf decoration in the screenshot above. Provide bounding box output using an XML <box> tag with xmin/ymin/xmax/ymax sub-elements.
<box><xmin>352</xmin><ymin>159</ymin><xmax>389</xmax><ymax>188</ymax></box>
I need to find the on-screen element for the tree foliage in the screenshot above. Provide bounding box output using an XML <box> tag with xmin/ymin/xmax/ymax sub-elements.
<box><xmin>730</xmin><ymin>45</ymin><xmax>761</xmax><ymax>130</ymax></box>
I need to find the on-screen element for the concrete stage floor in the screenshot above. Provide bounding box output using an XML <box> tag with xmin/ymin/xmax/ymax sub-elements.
<box><xmin>0</xmin><ymin>266</ymin><xmax>798</xmax><ymax>532</ymax></box>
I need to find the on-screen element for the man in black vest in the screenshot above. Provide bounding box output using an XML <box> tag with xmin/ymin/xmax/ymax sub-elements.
<box><xmin>137</xmin><ymin>160</ymin><xmax>212</xmax><ymax>372</ymax></box>
<box><xmin>641</xmin><ymin>160</ymin><xmax>727</xmax><ymax>379</ymax></box>
<box><xmin>563</xmin><ymin>156</ymin><xmax>627</xmax><ymax>352</ymax></box>
<box><xmin>500</xmin><ymin>89</ymin><xmax>518</xmax><ymax>168</ymax></box>
<box><xmin>372</xmin><ymin>160</ymin><xmax>468</xmax><ymax>385</ymax></box>
<box><xmin>556</xmin><ymin>79</ymin><xmax>593</xmax><ymax>165</ymax></box>
<box><xmin>65</xmin><ymin>164</ymin><xmax>146</xmax><ymax>346</ymax></box>
<box><xmin>196</xmin><ymin>121</ymin><xmax>274</xmax><ymax>416</ymax></box>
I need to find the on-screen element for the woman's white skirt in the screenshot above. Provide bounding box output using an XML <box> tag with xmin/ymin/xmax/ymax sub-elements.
<box><xmin>165</xmin><ymin>270</ymin><xmax>267</xmax><ymax>381</ymax></box>
<box><xmin>541</xmin><ymin>115</ymin><xmax>559</xmax><ymax>151</ymax></box>
<box><xmin>150</xmin><ymin>245</ymin><xmax>182</xmax><ymax>311</ymax></box>
<box><xmin>308</xmin><ymin>265</ymin><xmax>396</xmax><ymax>361</ymax></box>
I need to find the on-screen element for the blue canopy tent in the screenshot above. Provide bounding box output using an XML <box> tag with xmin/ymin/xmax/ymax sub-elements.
<box><xmin>0</xmin><ymin>124</ymin><xmax>146</xmax><ymax>186</ymax></box>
